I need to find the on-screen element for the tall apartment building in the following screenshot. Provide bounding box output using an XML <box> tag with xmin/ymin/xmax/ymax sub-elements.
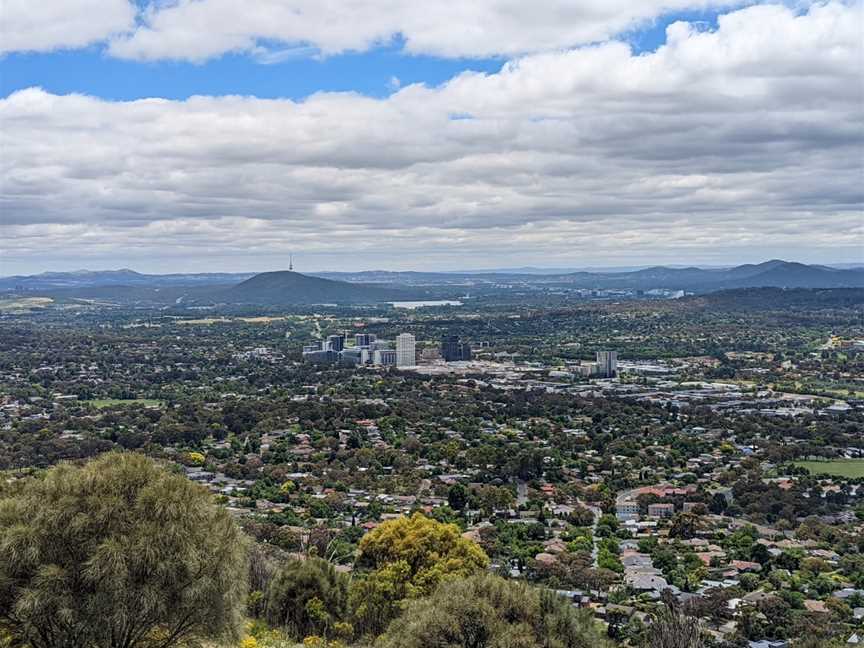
<box><xmin>396</xmin><ymin>333</ymin><xmax>416</xmax><ymax>367</ymax></box>
<box><xmin>595</xmin><ymin>350</ymin><xmax>618</xmax><ymax>378</ymax></box>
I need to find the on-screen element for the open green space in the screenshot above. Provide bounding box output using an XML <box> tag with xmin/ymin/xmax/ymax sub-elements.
<box><xmin>88</xmin><ymin>398</ymin><xmax>163</xmax><ymax>409</ymax></box>
<box><xmin>0</xmin><ymin>297</ymin><xmax>53</xmax><ymax>312</ymax></box>
<box><xmin>794</xmin><ymin>459</ymin><xmax>864</xmax><ymax>478</ymax></box>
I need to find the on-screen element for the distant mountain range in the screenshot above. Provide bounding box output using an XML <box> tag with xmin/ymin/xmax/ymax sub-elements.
<box><xmin>314</xmin><ymin>260</ymin><xmax>864</xmax><ymax>290</ymax></box>
<box><xmin>0</xmin><ymin>268</ymin><xmax>253</xmax><ymax>291</ymax></box>
<box><xmin>545</xmin><ymin>260</ymin><xmax>864</xmax><ymax>290</ymax></box>
<box><xmin>1</xmin><ymin>260</ymin><xmax>862</xmax><ymax>305</ymax></box>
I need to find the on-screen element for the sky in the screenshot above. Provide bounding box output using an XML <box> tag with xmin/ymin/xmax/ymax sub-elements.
<box><xmin>1</xmin><ymin>0</ymin><xmax>862</xmax><ymax>274</ymax></box>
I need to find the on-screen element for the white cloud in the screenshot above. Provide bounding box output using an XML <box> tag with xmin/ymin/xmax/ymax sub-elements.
<box><xmin>1</xmin><ymin>2</ymin><xmax>862</xmax><ymax>271</ymax></box>
<box><xmin>105</xmin><ymin>0</ymin><xmax>749</xmax><ymax>61</ymax></box>
<box><xmin>0</xmin><ymin>0</ymin><xmax>136</xmax><ymax>54</ymax></box>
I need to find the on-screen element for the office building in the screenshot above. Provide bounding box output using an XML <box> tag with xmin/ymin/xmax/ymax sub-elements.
<box><xmin>647</xmin><ymin>503</ymin><xmax>675</xmax><ymax>519</ymax></box>
<box><xmin>595</xmin><ymin>350</ymin><xmax>618</xmax><ymax>378</ymax></box>
<box><xmin>373</xmin><ymin>349</ymin><xmax>397</xmax><ymax>366</ymax></box>
<box><xmin>576</xmin><ymin>363</ymin><xmax>597</xmax><ymax>378</ymax></box>
<box><xmin>355</xmin><ymin>333</ymin><xmax>376</xmax><ymax>347</ymax></box>
<box><xmin>339</xmin><ymin>348</ymin><xmax>362</xmax><ymax>366</ymax></box>
<box><xmin>616</xmin><ymin>499</ymin><xmax>639</xmax><ymax>521</ymax></box>
<box><xmin>302</xmin><ymin>349</ymin><xmax>338</xmax><ymax>364</ymax></box>
<box><xmin>326</xmin><ymin>334</ymin><xmax>345</xmax><ymax>352</ymax></box>
<box><xmin>441</xmin><ymin>335</ymin><xmax>459</xmax><ymax>361</ymax></box>
<box><xmin>421</xmin><ymin>347</ymin><xmax>441</xmax><ymax>361</ymax></box>
<box><xmin>396</xmin><ymin>333</ymin><xmax>416</xmax><ymax>367</ymax></box>
<box><xmin>441</xmin><ymin>335</ymin><xmax>472</xmax><ymax>362</ymax></box>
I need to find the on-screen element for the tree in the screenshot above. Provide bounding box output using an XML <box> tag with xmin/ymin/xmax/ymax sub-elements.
<box><xmin>709</xmin><ymin>492</ymin><xmax>728</xmax><ymax>515</ymax></box>
<box><xmin>749</xmin><ymin>542</ymin><xmax>771</xmax><ymax>566</ymax></box>
<box><xmin>351</xmin><ymin>513</ymin><xmax>489</xmax><ymax>636</ymax></box>
<box><xmin>377</xmin><ymin>573</ymin><xmax>610</xmax><ymax>648</ymax></box>
<box><xmin>263</xmin><ymin>557</ymin><xmax>348</xmax><ymax>639</ymax></box>
<box><xmin>448</xmin><ymin>483</ymin><xmax>469</xmax><ymax>511</ymax></box>
<box><xmin>349</xmin><ymin>560</ymin><xmax>413</xmax><ymax>638</ymax></box>
<box><xmin>645</xmin><ymin>605</ymin><xmax>704</xmax><ymax>648</ymax></box>
<box><xmin>668</xmin><ymin>513</ymin><xmax>701</xmax><ymax>539</ymax></box>
<box><xmin>567</xmin><ymin>505</ymin><xmax>595</xmax><ymax>527</ymax></box>
<box><xmin>356</xmin><ymin>512</ymin><xmax>489</xmax><ymax>596</ymax></box>
<box><xmin>0</xmin><ymin>452</ymin><xmax>248</xmax><ymax>648</ymax></box>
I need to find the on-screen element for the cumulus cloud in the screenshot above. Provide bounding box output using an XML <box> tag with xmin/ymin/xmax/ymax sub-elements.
<box><xmin>104</xmin><ymin>0</ymin><xmax>751</xmax><ymax>62</ymax></box>
<box><xmin>0</xmin><ymin>0</ymin><xmax>136</xmax><ymax>54</ymax></box>
<box><xmin>1</xmin><ymin>2</ymin><xmax>862</xmax><ymax>270</ymax></box>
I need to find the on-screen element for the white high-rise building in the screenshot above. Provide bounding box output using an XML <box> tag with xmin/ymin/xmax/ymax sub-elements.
<box><xmin>396</xmin><ymin>333</ymin><xmax>416</xmax><ymax>367</ymax></box>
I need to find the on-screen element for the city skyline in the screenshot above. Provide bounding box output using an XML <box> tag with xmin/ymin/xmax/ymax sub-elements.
<box><xmin>2</xmin><ymin>4</ymin><xmax>862</xmax><ymax>647</ymax></box>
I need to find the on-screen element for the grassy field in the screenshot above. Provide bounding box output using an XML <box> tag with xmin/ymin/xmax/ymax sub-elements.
<box><xmin>89</xmin><ymin>398</ymin><xmax>163</xmax><ymax>409</ymax></box>
<box><xmin>0</xmin><ymin>297</ymin><xmax>53</xmax><ymax>312</ymax></box>
<box><xmin>794</xmin><ymin>460</ymin><xmax>864</xmax><ymax>478</ymax></box>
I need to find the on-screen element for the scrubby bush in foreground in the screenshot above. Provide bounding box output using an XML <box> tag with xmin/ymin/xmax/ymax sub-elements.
<box><xmin>377</xmin><ymin>572</ymin><xmax>610</xmax><ymax>648</ymax></box>
<box><xmin>0</xmin><ymin>452</ymin><xmax>248</xmax><ymax>648</ymax></box>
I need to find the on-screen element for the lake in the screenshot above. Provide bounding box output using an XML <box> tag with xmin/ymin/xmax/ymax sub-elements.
<box><xmin>390</xmin><ymin>300</ymin><xmax>463</xmax><ymax>309</ymax></box>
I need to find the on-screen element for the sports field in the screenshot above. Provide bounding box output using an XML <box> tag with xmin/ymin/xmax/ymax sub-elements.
<box><xmin>794</xmin><ymin>460</ymin><xmax>864</xmax><ymax>478</ymax></box>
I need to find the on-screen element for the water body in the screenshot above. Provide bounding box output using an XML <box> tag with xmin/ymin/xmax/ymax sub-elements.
<box><xmin>390</xmin><ymin>300</ymin><xmax>463</xmax><ymax>309</ymax></box>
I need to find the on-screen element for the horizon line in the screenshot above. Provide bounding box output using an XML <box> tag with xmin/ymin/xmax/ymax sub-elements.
<box><xmin>4</xmin><ymin>258</ymin><xmax>864</xmax><ymax>279</ymax></box>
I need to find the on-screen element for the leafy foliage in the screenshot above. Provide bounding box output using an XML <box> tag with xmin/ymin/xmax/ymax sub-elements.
<box><xmin>264</xmin><ymin>557</ymin><xmax>348</xmax><ymax>640</ymax></box>
<box><xmin>377</xmin><ymin>573</ymin><xmax>610</xmax><ymax>648</ymax></box>
<box><xmin>351</xmin><ymin>513</ymin><xmax>489</xmax><ymax>637</ymax></box>
<box><xmin>0</xmin><ymin>452</ymin><xmax>248</xmax><ymax>648</ymax></box>
<box><xmin>644</xmin><ymin>605</ymin><xmax>704</xmax><ymax>648</ymax></box>
<box><xmin>356</xmin><ymin>512</ymin><xmax>489</xmax><ymax>596</ymax></box>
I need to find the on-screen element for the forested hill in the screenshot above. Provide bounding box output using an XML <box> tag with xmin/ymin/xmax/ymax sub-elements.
<box><xmin>219</xmin><ymin>271</ymin><xmax>418</xmax><ymax>305</ymax></box>
<box><xmin>687</xmin><ymin>287</ymin><xmax>864</xmax><ymax>311</ymax></box>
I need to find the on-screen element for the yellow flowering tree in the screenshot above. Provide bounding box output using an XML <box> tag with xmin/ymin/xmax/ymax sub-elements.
<box><xmin>351</xmin><ymin>513</ymin><xmax>488</xmax><ymax>636</ymax></box>
<box><xmin>185</xmin><ymin>451</ymin><xmax>206</xmax><ymax>466</ymax></box>
<box><xmin>356</xmin><ymin>512</ymin><xmax>488</xmax><ymax>595</ymax></box>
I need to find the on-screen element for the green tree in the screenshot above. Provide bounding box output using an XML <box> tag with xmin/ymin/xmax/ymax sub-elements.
<box><xmin>448</xmin><ymin>483</ymin><xmax>469</xmax><ymax>511</ymax></box>
<box><xmin>644</xmin><ymin>605</ymin><xmax>704</xmax><ymax>648</ymax></box>
<box><xmin>0</xmin><ymin>452</ymin><xmax>248</xmax><ymax>648</ymax></box>
<box><xmin>668</xmin><ymin>513</ymin><xmax>701</xmax><ymax>540</ymax></box>
<box><xmin>349</xmin><ymin>560</ymin><xmax>413</xmax><ymax>638</ymax></box>
<box><xmin>263</xmin><ymin>557</ymin><xmax>348</xmax><ymax>639</ymax></box>
<box><xmin>377</xmin><ymin>573</ymin><xmax>610</xmax><ymax>648</ymax></box>
<box><xmin>567</xmin><ymin>505</ymin><xmax>595</xmax><ymax>527</ymax></box>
